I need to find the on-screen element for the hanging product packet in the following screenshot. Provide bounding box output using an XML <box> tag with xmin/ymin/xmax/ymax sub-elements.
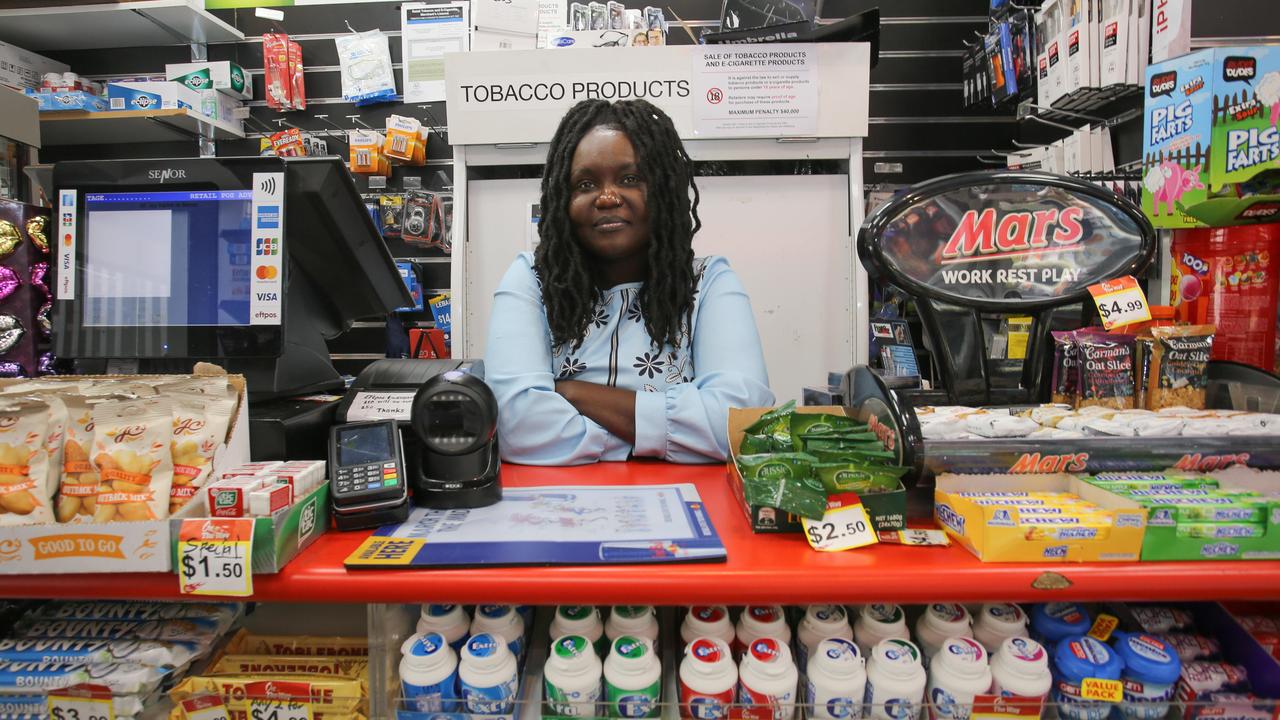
<box><xmin>335</xmin><ymin>29</ymin><xmax>397</xmax><ymax>105</ymax></box>
<box><xmin>169</xmin><ymin>393</ymin><xmax>233</xmax><ymax>515</ymax></box>
<box><xmin>0</xmin><ymin>400</ymin><xmax>53</xmax><ymax>525</ymax></box>
<box><xmin>1075</xmin><ymin>330</ymin><xmax>1138</xmax><ymax>410</ymax></box>
<box><xmin>1051</xmin><ymin>331</ymin><xmax>1079</xmax><ymax>405</ymax></box>
<box><xmin>1148</xmin><ymin>325</ymin><xmax>1216</xmax><ymax>411</ymax></box>
<box><xmin>56</xmin><ymin>394</ymin><xmax>111</xmax><ymax>523</ymax></box>
<box><xmin>91</xmin><ymin>397</ymin><xmax>174</xmax><ymax>522</ymax></box>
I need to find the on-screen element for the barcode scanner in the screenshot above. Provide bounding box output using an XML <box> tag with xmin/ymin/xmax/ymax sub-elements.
<box><xmin>408</xmin><ymin>369</ymin><xmax>502</xmax><ymax>509</ymax></box>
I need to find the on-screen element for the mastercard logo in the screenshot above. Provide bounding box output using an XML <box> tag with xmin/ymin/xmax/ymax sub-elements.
<box><xmin>255</xmin><ymin>266</ymin><xmax>278</xmax><ymax>280</ymax></box>
<box><xmin>63</xmin><ymin>234</ymin><xmax>72</xmax><ymax>246</ymax></box>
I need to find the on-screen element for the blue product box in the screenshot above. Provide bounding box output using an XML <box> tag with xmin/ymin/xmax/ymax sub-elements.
<box><xmin>24</xmin><ymin>89</ymin><xmax>108</xmax><ymax>112</ymax></box>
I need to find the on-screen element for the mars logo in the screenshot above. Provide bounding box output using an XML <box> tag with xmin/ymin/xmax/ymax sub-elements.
<box><xmin>941</xmin><ymin>207</ymin><xmax>1085</xmax><ymax>261</ymax></box>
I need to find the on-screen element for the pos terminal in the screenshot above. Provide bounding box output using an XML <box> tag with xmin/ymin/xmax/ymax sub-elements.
<box><xmin>330</xmin><ymin>359</ymin><xmax>501</xmax><ymax>529</ymax></box>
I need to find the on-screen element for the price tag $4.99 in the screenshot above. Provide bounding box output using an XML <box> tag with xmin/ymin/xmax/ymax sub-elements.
<box><xmin>1087</xmin><ymin>276</ymin><xmax>1151</xmax><ymax>330</ymax></box>
<box><xmin>802</xmin><ymin>493</ymin><xmax>879</xmax><ymax>552</ymax></box>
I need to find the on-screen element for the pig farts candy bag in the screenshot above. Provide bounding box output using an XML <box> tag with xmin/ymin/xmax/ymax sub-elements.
<box><xmin>92</xmin><ymin>398</ymin><xmax>174</xmax><ymax>522</ymax></box>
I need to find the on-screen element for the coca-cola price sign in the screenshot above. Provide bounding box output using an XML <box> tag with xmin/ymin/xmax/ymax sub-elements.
<box><xmin>858</xmin><ymin>171</ymin><xmax>1156</xmax><ymax>311</ymax></box>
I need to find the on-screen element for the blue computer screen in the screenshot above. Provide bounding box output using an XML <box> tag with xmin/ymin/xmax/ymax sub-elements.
<box><xmin>81</xmin><ymin>190</ymin><xmax>253</xmax><ymax>327</ymax></box>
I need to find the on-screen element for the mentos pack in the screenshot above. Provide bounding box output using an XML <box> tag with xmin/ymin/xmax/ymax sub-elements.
<box><xmin>1142</xmin><ymin>48</ymin><xmax>1213</xmax><ymax>229</ymax></box>
<box><xmin>1143</xmin><ymin>45</ymin><xmax>1280</xmax><ymax>228</ymax></box>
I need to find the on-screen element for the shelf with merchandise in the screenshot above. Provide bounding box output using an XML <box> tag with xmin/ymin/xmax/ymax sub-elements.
<box><xmin>0</xmin><ymin>463</ymin><xmax>1277</xmax><ymax>605</ymax></box>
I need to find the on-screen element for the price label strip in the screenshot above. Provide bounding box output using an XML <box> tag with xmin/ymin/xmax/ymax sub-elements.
<box><xmin>1087</xmin><ymin>276</ymin><xmax>1151</xmax><ymax>330</ymax></box>
<box><xmin>1080</xmin><ymin>677</ymin><xmax>1124</xmax><ymax>703</ymax></box>
<box><xmin>249</xmin><ymin>698</ymin><xmax>312</xmax><ymax>720</ymax></box>
<box><xmin>179</xmin><ymin>695</ymin><xmax>232</xmax><ymax>720</ymax></box>
<box><xmin>48</xmin><ymin>684</ymin><xmax>113</xmax><ymax>720</ymax></box>
<box><xmin>802</xmin><ymin>493</ymin><xmax>879</xmax><ymax>552</ymax></box>
<box><xmin>877</xmin><ymin>529</ymin><xmax>950</xmax><ymax>546</ymax></box>
<box><xmin>178</xmin><ymin>518</ymin><xmax>254</xmax><ymax>597</ymax></box>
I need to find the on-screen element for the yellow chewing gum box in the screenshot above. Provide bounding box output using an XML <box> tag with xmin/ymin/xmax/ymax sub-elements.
<box><xmin>935</xmin><ymin>474</ymin><xmax>1147</xmax><ymax>562</ymax></box>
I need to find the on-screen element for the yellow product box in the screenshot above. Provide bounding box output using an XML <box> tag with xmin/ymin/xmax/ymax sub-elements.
<box><xmin>934</xmin><ymin>474</ymin><xmax>1148</xmax><ymax>562</ymax></box>
<box><xmin>383</xmin><ymin>115</ymin><xmax>424</xmax><ymax>165</ymax></box>
<box><xmin>347</xmin><ymin>130</ymin><xmax>387</xmax><ymax>176</ymax></box>
<box><xmin>169</xmin><ymin>674</ymin><xmax>365</xmax><ymax>716</ymax></box>
<box><xmin>224</xmin><ymin>629</ymin><xmax>369</xmax><ymax>657</ymax></box>
<box><xmin>210</xmin><ymin>654</ymin><xmax>368</xmax><ymax>678</ymax></box>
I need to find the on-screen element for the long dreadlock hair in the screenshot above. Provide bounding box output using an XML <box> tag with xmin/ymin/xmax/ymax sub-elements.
<box><xmin>535</xmin><ymin>98</ymin><xmax>702</xmax><ymax>352</ymax></box>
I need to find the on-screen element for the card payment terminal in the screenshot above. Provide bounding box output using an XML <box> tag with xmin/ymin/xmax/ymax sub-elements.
<box><xmin>328</xmin><ymin>420</ymin><xmax>410</xmax><ymax>530</ymax></box>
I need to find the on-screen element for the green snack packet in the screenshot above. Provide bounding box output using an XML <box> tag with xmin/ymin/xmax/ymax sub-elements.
<box><xmin>743</xmin><ymin>476</ymin><xmax>785</xmax><ymax>508</ymax></box>
<box><xmin>813</xmin><ymin>463</ymin><xmax>903</xmax><ymax>494</ymax></box>
<box><xmin>745</xmin><ymin>401</ymin><xmax>796</xmax><ymax>435</ymax></box>
<box><xmin>810</xmin><ymin>447</ymin><xmax>896</xmax><ymax>463</ymax></box>
<box><xmin>795</xmin><ymin>431</ymin><xmax>878</xmax><ymax>451</ymax></box>
<box><xmin>735</xmin><ymin>452</ymin><xmax>816</xmax><ymax>481</ymax></box>
<box><xmin>804</xmin><ymin>438</ymin><xmax>894</xmax><ymax>455</ymax></box>
<box><xmin>738</xmin><ymin>434</ymin><xmax>772</xmax><ymax>455</ymax></box>
<box><xmin>1175</xmin><ymin>522</ymin><xmax>1267</xmax><ymax>539</ymax></box>
<box><xmin>777</xmin><ymin>475</ymin><xmax>829</xmax><ymax>520</ymax></box>
<box><xmin>789</xmin><ymin>413</ymin><xmax>866</xmax><ymax>437</ymax></box>
<box><xmin>768</xmin><ymin>426</ymin><xmax>796</xmax><ymax>453</ymax></box>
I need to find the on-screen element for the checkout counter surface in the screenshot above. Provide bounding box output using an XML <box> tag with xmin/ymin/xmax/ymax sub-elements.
<box><xmin>3</xmin><ymin>462</ymin><xmax>1278</xmax><ymax>604</ymax></box>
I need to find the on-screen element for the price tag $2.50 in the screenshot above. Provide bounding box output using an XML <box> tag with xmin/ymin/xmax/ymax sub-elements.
<box><xmin>802</xmin><ymin>493</ymin><xmax>879</xmax><ymax>552</ymax></box>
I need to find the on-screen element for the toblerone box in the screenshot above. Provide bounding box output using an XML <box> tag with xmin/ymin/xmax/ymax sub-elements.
<box><xmin>934</xmin><ymin>473</ymin><xmax>1147</xmax><ymax>562</ymax></box>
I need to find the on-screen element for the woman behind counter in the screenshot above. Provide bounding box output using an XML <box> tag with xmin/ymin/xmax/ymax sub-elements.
<box><xmin>484</xmin><ymin>99</ymin><xmax>774</xmax><ymax>465</ymax></box>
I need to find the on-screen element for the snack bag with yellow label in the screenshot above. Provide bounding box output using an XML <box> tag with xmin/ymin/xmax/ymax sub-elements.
<box><xmin>92</xmin><ymin>398</ymin><xmax>174</xmax><ymax>522</ymax></box>
<box><xmin>0</xmin><ymin>400</ymin><xmax>54</xmax><ymax>525</ymax></box>
<box><xmin>57</xmin><ymin>394</ymin><xmax>103</xmax><ymax>523</ymax></box>
<box><xmin>169</xmin><ymin>394</ymin><xmax>222</xmax><ymax>514</ymax></box>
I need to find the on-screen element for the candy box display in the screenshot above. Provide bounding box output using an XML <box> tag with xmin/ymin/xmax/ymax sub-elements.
<box><xmin>165</xmin><ymin>60</ymin><xmax>252</xmax><ymax>100</ymax></box>
<box><xmin>1142</xmin><ymin>46</ymin><xmax>1280</xmax><ymax>228</ymax></box>
<box><xmin>106</xmin><ymin>81</ymin><xmax>199</xmax><ymax>112</ymax></box>
<box><xmin>0</xmin><ymin>200</ymin><xmax>50</xmax><ymax>379</ymax></box>
<box><xmin>1087</xmin><ymin>467</ymin><xmax>1280</xmax><ymax>561</ymax></box>
<box><xmin>933</xmin><ymin>473</ymin><xmax>1148</xmax><ymax>563</ymax></box>
<box><xmin>726</xmin><ymin>404</ymin><xmax>907</xmax><ymax>535</ymax></box>
<box><xmin>22</xmin><ymin>90</ymin><xmax>108</xmax><ymax>113</ymax></box>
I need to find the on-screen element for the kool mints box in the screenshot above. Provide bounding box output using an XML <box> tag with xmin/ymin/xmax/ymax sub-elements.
<box><xmin>166</xmin><ymin>60</ymin><xmax>252</xmax><ymax>100</ymax></box>
<box><xmin>1141</xmin><ymin>48</ymin><xmax>1213</xmax><ymax>229</ymax></box>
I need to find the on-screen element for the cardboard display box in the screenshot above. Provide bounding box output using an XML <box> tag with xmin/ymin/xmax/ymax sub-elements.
<box><xmin>0</xmin><ymin>369</ymin><xmax>250</xmax><ymax>574</ymax></box>
<box><xmin>934</xmin><ymin>473</ymin><xmax>1148</xmax><ymax>563</ymax></box>
<box><xmin>169</xmin><ymin>482</ymin><xmax>330</xmax><ymax>575</ymax></box>
<box><xmin>1097</xmin><ymin>467</ymin><xmax>1280</xmax><ymax>561</ymax></box>
<box><xmin>0</xmin><ymin>41</ymin><xmax>68</xmax><ymax>93</ymax></box>
<box><xmin>726</xmin><ymin>405</ymin><xmax>907</xmax><ymax>534</ymax></box>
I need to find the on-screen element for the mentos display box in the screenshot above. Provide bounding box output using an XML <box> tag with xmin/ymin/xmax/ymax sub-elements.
<box><xmin>106</xmin><ymin>81</ymin><xmax>199</xmax><ymax>112</ymax></box>
<box><xmin>1142</xmin><ymin>45</ymin><xmax>1280</xmax><ymax>228</ymax></box>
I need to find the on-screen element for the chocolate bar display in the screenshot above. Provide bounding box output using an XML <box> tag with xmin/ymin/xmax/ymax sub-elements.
<box><xmin>848</xmin><ymin>171</ymin><xmax>1280</xmax><ymax>485</ymax></box>
<box><xmin>0</xmin><ymin>200</ymin><xmax>51</xmax><ymax>378</ymax></box>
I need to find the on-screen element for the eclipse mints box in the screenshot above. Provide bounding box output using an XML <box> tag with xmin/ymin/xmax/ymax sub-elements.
<box><xmin>166</xmin><ymin>60</ymin><xmax>252</xmax><ymax>100</ymax></box>
<box><xmin>107</xmin><ymin>81</ymin><xmax>199</xmax><ymax>112</ymax></box>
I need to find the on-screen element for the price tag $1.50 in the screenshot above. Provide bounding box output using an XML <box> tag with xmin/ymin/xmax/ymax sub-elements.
<box><xmin>802</xmin><ymin>493</ymin><xmax>879</xmax><ymax>552</ymax></box>
<box><xmin>1088</xmin><ymin>276</ymin><xmax>1151</xmax><ymax>330</ymax></box>
<box><xmin>177</xmin><ymin>518</ymin><xmax>254</xmax><ymax>597</ymax></box>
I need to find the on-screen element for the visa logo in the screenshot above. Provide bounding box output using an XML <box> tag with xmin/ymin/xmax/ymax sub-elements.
<box><xmin>256</xmin><ymin>292</ymin><xmax>278</xmax><ymax>301</ymax></box>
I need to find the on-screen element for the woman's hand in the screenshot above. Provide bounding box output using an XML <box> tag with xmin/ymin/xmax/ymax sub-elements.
<box><xmin>555</xmin><ymin>380</ymin><xmax>637</xmax><ymax>445</ymax></box>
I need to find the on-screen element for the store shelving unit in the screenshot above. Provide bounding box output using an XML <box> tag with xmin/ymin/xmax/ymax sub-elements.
<box><xmin>0</xmin><ymin>462</ymin><xmax>1276</xmax><ymax>605</ymax></box>
<box><xmin>0</xmin><ymin>0</ymin><xmax>243</xmax><ymax>51</ymax></box>
<box><xmin>39</xmin><ymin>109</ymin><xmax>244</xmax><ymax>145</ymax></box>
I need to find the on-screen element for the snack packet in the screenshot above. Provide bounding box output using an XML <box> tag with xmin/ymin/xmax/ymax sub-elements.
<box><xmin>170</xmin><ymin>393</ymin><xmax>233</xmax><ymax>514</ymax></box>
<box><xmin>0</xmin><ymin>400</ymin><xmax>53</xmax><ymax>524</ymax></box>
<box><xmin>57</xmin><ymin>394</ymin><xmax>112</xmax><ymax>523</ymax></box>
<box><xmin>1050</xmin><ymin>331</ymin><xmax>1079</xmax><ymax>405</ymax></box>
<box><xmin>1148</xmin><ymin>324</ymin><xmax>1215</xmax><ymax>410</ymax></box>
<box><xmin>225</xmin><ymin>631</ymin><xmax>368</xmax><ymax>657</ymax></box>
<box><xmin>1075</xmin><ymin>330</ymin><xmax>1137</xmax><ymax>409</ymax></box>
<box><xmin>91</xmin><ymin>398</ymin><xmax>174</xmax><ymax>522</ymax></box>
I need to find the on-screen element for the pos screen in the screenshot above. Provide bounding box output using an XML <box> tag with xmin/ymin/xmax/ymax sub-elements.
<box><xmin>81</xmin><ymin>190</ymin><xmax>253</xmax><ymax>327</ymax></box>
<box><xmin>336</xmin><ymin>423</ymin><xmax>394</xmax><ymax>467</ymax></box>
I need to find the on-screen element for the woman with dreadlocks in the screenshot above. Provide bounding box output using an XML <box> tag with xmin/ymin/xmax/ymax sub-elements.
<box><xmin>484</xmin><ymin>99</ymin><xmax>773</xmax><ymax>465</ymax></box>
